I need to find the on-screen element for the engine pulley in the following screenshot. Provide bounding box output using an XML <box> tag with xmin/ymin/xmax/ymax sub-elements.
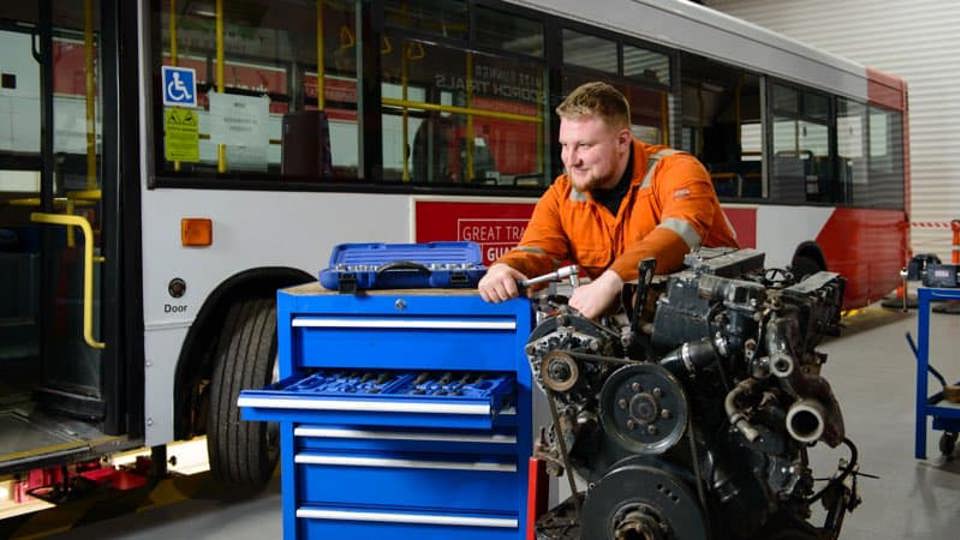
<box><xmin>599</xmin><ymin>364</ymin><xmax>688</xmax><ymax>455</ymax></box>
<box><xmin>541</xmin><ymin>350</ymin><xmax>580</xmax><ymax>392</ymax></box>
<box><xmin>581</xmin><ymin>461</ymin><xmax>708</xmax><ymax>540</ymax></box>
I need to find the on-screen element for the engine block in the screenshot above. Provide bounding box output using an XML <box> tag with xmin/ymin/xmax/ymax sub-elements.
<box><xmin>528</xmin><ymin>248</ymin><xmax>859</xmax><ymax>540</ymax></box>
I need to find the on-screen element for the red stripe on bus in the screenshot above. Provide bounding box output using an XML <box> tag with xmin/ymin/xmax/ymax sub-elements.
<box><xmin>722</xmin><ymin>207</ymin><xmax>757</xmax><ymax>249</ymax></box>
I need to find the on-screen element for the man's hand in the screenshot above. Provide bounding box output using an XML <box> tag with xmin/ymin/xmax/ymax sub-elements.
<box><xmin>569</xmin><ymin>270</ymin><xmax>624</xmax><ymax>319</ymax></box>
<box><xmin>478</xmin><ymin>263</ymin><xmax>529</xmax><ymax>303</ymax></box>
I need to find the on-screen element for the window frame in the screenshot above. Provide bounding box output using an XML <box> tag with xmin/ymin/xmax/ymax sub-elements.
<box><xmin>149</xmin><ymin>0</ymin><xmax>556</xmax><ymax>195</ymax></box>
<box><xmin>765</xmin><ymin>77</ymin><xmax>842</xmax><ymax>207</ymax></box>
<box><xmin>557</xmin><ymin>18</ymin><xmax>674</xmax><ymax>93</ymax></box>
<box><xmin>676</xmin><ymin>51</ymin><xmax>766</xmax><ymax>203</ymax></box>
<box><xmin>835</xmin><ymin>95</ymin><xmax>869</xmax><ymax>207</ymax></box>
<box><xmin>865</xmin><ymin>103</ymin><xmax>906</xmax><ymax>210</ymax></box>
<box><xmin>379</xmin><ymin>3</ymin><xmax>551</xmax><ymax>187</ymax></box>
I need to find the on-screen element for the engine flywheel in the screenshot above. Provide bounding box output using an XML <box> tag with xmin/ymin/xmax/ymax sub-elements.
<box><xmin>581</xmin><ymin>461</ymin><xmax>708</xmax><ymax>540</ymax></box>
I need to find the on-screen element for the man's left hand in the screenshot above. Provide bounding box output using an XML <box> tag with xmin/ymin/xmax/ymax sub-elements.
<box><xmin>569</xmin><ymin>270</ymin><xmax>624</xmax><ymax>320</ymax></box>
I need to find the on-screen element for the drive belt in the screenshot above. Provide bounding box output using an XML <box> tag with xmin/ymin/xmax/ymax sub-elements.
<box><xmin>545</xmin><ymin>387</ymin><xmax>582</xmax><ymax>518</ymax></box>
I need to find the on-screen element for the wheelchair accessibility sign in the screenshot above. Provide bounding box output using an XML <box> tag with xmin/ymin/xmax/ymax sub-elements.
<box><xmin>161</xmin><ymin>66</ymin><xmax>197</xmax><ymax>107</ymax></box>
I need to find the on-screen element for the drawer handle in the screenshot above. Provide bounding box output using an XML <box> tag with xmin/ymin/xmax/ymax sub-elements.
<box><xmin>292</xmin><ymin>318</ymin><xmax>516</xmax><ymax>330</ymax></box>
<box><xmin>294</xmin><ymin>453</ymin><xmax>517</xmax><ymax>473</ymax></box>
<box><xmin>294</xmin><ymin>427</ymin><xmax>517</xmax><ymax>444</ymax></box>
<box><xmin>237</xmin><ymin>396</ymin><xmax>491</xmax><ymax>415</ymax></box>
<box><xmin>295</xmin><ymin>508</ymin><xmax>518</xmax><ymax>529</ymax></box>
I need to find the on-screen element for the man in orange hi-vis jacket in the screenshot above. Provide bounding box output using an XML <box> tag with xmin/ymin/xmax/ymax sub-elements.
<box><xmin>478</xmin><ymin>81</ymin><xmax>738</xmax><ymax>319</ymax></box>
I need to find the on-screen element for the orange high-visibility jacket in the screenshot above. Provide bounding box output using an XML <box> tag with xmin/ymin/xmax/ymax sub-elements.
<box><xmin>497</xmin><ymin>139</ymin><xmax>739</xmax><ymax>282</ymax></box>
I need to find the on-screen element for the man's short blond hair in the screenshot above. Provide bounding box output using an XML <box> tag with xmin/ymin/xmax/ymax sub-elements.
<box><xmin>555</xmin><ymin>82</ymin><xmax>631</xmax><ymax>130</ymax></box>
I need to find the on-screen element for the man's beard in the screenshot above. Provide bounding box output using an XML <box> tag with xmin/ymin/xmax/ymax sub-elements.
<box><xmin>568</xmin><ymin>168</ymin><xmax>615</xmax><ymax>193</ymax></box>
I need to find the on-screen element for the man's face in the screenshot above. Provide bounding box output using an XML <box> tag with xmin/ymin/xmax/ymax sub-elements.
<box><xmin>559</xmin><ymin>115</ymin><xmax>631</xmax><ymax>192</ymax></box>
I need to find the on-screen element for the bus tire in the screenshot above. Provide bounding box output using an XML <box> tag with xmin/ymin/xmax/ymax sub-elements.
<box><xmin>791</xmin><ymin>255</ymin><xmax>822</xmax><ymax>281</ymax></box>
<box><xmin>206</xmin><ymin>297</ymin><xmax>279</xmax><ymax>492</ymax></box>
<box><xmin>791</xmin><ymin>243</ymin><xmax>826</xmax><ymax>281</ymax></box>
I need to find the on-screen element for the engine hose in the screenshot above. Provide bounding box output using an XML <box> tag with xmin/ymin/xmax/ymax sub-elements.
<box><xmin>660</xmin><ymin>338</ymin><xmax>719</xmax><ymax>376</ymax></box>
<box><xmin>687</xmin><ymin>414</ymin><xmax>713</xmax><ymax>533</ymax></box>
<box><xmin>724</xmin><ymin>378</ymin><xmax>761</xmax><ymax>442</ymax></box>
<box><xmin>806</xmin><ymin>437</ymin><xmax>859</xmax><ymax>504</ymax></box>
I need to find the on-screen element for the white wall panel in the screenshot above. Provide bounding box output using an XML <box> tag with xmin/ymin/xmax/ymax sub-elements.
<box><xmin>707</xmin><ymin>0</ymin><xmax>960</xmax><ymax>260</ymax></box>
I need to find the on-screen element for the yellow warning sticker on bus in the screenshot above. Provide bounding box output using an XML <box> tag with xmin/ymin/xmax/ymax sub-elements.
<box><xmin>164</xmin><ymin>107</ymin><xmax>200</xmax><ymax>162</ymax></box>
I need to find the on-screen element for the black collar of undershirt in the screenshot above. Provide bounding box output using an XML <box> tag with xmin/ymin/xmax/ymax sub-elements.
<box><xmin>591</xmin><ymin>144</ymin><xmax>634</xmax><ymax>217</ymax></box>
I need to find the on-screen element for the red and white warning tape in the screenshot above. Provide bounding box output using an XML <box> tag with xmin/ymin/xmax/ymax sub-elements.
<box><xmin>911</xmin><ymin>221</ymin><xmax>957</xmax><ymax>229</ymax></box>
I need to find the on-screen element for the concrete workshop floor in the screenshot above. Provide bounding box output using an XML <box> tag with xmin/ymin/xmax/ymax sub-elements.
<box><xmin>40</xmin><ymin>306</ymin><xmax>960</xmax><ymax>539</ymax></box>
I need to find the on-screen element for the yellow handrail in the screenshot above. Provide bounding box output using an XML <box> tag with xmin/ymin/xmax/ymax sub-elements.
<box><xmin>215</xmin><ymin>0</ymin><xmax>226</xmax><ymax>173</ymax></box>
<box><xmin>465</xmin><ymin>52</ymin><xmax>474</xmax><ymax>182</ymax></box>
<box><xmin>84</xmin><ymin>0</ymin><xmax>97</xmax><ymax>189</ymax></box>
<box><xmin>6</xmin><ymin>197</ymin><xmax>97</xmax><ymax>208</ymax></box>
<box><xmin>401</xmin><ymin>43</ymin><xmax>410</xmax><ymax>181</ymax></box>
<box><xmin>316</xmin><ymin>0</ymin><xmax>325</xmax><ymax>111</ymax></box>
<box><xmin>170</xmin><ymin>0</ymin><xmax>181</xmax><ymax>172</ymax></box>
<box><xmin>67</xmin><ymin>189</ymin><xmax>102</xmax><ymax>201</ymax></box>
<box><xmin>29</xmin><ymin>212</ymin><xmax>106</xmax><ymax>350</ymax></box>
<box><xmin>381</xmin><ymin>97</ymin><xmax>542</xmax><ymax>124</ymax></box>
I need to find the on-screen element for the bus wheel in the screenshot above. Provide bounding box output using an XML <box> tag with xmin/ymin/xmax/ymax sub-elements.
<box><xmin>206</xmin><ymin>297</ymin><xmax>279</xmax><ymax>492</ymax></box>
<box><xmin>790</xmin><ymin>254</ymin><xmax>823</xmax><ymax>281</ymax></box>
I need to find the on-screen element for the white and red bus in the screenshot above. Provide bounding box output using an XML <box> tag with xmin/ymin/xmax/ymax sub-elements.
<box><xmin>0</xmin><ymin>0</ymin><xmax>906</xmax><ymax>509</ymax></box>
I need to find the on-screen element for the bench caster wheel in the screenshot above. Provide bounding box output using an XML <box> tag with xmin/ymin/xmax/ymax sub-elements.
<box><xmin>939</xmin><ymin>432</ymin><xmax>958</xmax><ymax>458</ymax></box>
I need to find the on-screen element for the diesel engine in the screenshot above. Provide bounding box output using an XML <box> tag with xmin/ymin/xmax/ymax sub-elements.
<box><xmin>527</xmin><ymin>248</ymin><xmax>860</xmax><ymax>540</ymax></box>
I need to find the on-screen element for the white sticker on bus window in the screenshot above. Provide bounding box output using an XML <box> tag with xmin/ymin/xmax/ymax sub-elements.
<box><xmin>208</xmin><ymin>92</ymin><xmax>269</xmax><ymax>148</ymax></box>
<box><xmin>226</xmin><ymin>144</ymin><xmax>269</xmax><ymax>172</ymax></box>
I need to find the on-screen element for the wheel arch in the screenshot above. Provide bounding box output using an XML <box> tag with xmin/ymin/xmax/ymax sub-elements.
<box><xmin>172</xmin><ymin>266</ymin><xmax>313</xmax><ymax>440</ymax></box>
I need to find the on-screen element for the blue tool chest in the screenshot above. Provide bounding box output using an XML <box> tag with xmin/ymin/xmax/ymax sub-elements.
<box><xmin>239</xmin><ymin>284</ymin><xmax>533</xmax><ymax>540</ymax></box>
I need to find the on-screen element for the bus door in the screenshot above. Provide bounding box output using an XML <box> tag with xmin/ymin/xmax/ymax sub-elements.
<box><xmin>0</xmin><ymin>0</ymin><xmax>122</xmax><ymax>474</ymax></box>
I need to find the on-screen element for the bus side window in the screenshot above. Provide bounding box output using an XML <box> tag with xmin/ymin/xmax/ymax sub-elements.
<box><xmin>680</xmin><ymin>54</ymin><xmax>762</xmax><ymax>200</ymax></box>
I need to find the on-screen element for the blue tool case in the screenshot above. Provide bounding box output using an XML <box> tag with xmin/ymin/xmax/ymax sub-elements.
<box><xmin>318</xmin><ymin>242</ymin><xmax>487</xmax><ymax>292</ymax></box>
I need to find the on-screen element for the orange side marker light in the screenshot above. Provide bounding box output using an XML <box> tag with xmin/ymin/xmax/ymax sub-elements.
<box><xmin>181</xmin><ymin>218</ymin><xmax>213</xmax><ymax>247</ymax></box>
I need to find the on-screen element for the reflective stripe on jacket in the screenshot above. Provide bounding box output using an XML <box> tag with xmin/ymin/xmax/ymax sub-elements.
<box><xmin>496</xmin><ymin>139</ymin><xmax>739</xmax><ymax>282</ymax></box>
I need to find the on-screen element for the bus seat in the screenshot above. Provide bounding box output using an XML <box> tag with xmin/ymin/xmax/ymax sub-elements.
<box><xmin>281</xmin><ymin>110</ymin><xmax>333</xmax><ymax>179</ymax></box>
<box><xmin>0</xmin><ymin>228</ymin><xmax>17</xmax><ymax>251</ymax></box>
<box><xmin>710</xmin><ymin>171</ymin><xmax>738</xmax><ymax>197</ymax></box>
<box><xmin>772</xmin><ymin>151</ymin><xmax>808</xmax><ymax>202</ymax></box>
<box><xmin>741</xmin><ymin>172</ymin><xmax>762</xmax><ymax>198</ymax></box>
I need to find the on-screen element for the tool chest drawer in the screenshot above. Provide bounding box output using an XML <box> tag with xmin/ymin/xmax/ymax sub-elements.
<box><xmin>295</xmin><ymin>451</ymin><xmax>520</xmax><ymax>512</ymax></box>
<box><xmin>239</xmin><ymin>370</ymin><xmax>516</xmax><ymax>430</ymax></box>
<box><xmin>293</xmin><ymin>425</ymin><xmax>519</xmax><ymax>456</ymax></box>
<box><xmin>239</xmin><ymin>283</ymin><xmax>533</xmax><ymax>540</ymax></box>
<box><xmin>294</xmin><ymin>315</ymin><xmax>519</xmax><ymax>370</ymax></box>
<box><xmin>296</xmin><ymin>505</ymin><xmax>520</xmax><ymax>540</ymax></box>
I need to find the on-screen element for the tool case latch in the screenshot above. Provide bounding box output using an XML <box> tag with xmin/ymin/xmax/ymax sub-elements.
<box><xmin>337</xmin><ymin>272</ymin><xmax>358</xmax><ymax>294</ymax></box>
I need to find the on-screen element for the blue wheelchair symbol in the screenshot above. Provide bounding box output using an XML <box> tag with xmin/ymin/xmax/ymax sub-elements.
<box><xmin>162</xmin><ymin>66</ymin><xmax>197</xmax><ymax>107</ymax></box>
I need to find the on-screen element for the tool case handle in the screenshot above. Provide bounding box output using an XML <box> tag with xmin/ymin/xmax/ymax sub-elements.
<box><xmin>376</xmin><ymin>261</ymin><xmax>431</xmax><ymax>275</ymax></box>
